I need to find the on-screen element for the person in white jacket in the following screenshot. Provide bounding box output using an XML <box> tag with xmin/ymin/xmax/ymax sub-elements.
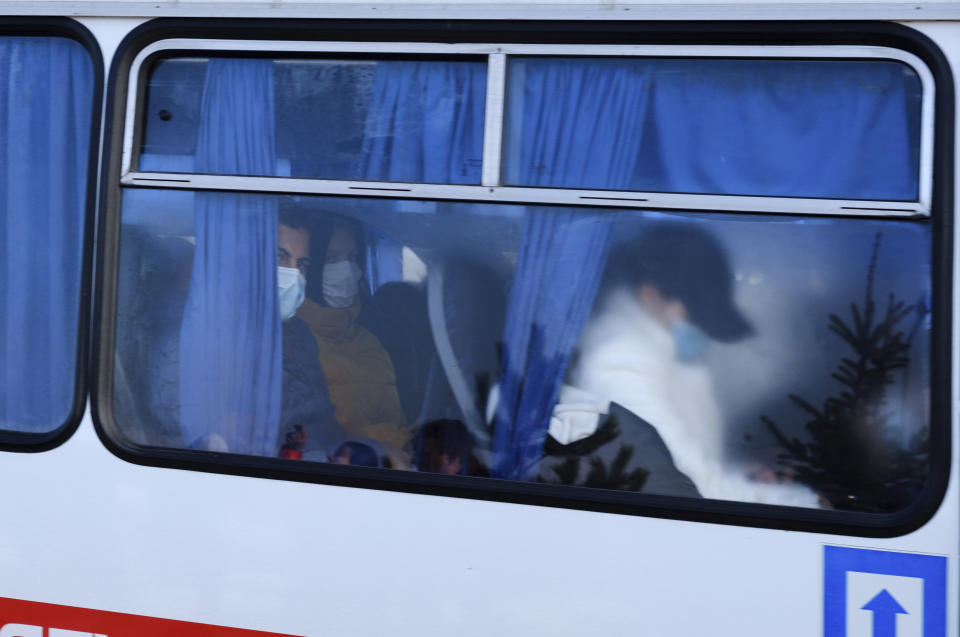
<box><xmin>565</xmin><ymin>222</ymin><xmax>821</xmax><ymax>507</ymax></box>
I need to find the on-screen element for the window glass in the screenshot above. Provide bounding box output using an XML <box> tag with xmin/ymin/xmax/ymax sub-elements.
<box><xmin>0</xmin><ymin>36</ymin><xmax>94</xmax><ymax>434</ymax></box>
<box><xmin>503</xmin><ymin>57</ymin><xmax>922</xmax><ymax>200</ymax></box>
<box><xmin>115</xmin><ymin>188</ymin><xmax>931</xmax><ymax>513</ymax></box>
<box><xmin>140</xmin><ymin>56</ymin><xmax>486</xmax><ymax>184</ymax></box>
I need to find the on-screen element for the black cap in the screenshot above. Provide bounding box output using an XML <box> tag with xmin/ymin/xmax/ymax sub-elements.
<box><xmin>605</xmin><ymin>222</ymin><xmax>753</xmax><ymax>343</ymax></box>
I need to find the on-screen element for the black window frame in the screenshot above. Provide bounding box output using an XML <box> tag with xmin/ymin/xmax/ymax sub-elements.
<box><xmin>93</xmin><ymin>18</ymin><xmax>954</xmax><ymax>538</ymax></box>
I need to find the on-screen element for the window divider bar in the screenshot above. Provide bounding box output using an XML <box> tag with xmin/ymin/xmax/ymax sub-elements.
<box><xmin>121</xmin><ymin>171</ymin><xmax>928</xmax><ymax>218</ymax></box>
<box><xmin>918</xmin><ymin>79</ymin><xmax>936</xmax><ymax>211</ymax></box>
<box><xmin>481</xmin><ymin>53</ymin><xmax>507</xmax><ymax>188</ymax></box>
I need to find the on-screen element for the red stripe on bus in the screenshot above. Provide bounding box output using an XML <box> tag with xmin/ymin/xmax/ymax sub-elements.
<box><xmin>0</xmin><ymin>596</ymin><xmax>303</xmax><ymax>636</ymax></box>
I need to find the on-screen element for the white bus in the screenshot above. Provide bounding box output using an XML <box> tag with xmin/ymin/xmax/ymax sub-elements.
<box><xmin>0</xmin><ymin>6</ymin><xmax>955</xmax><ymax>636</ymax></box>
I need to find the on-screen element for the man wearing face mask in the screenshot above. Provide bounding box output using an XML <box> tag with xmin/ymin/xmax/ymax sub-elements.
<box><xmin>274</xmin><ymin>213</ymin><xmax>344</xmax><ymax>460</ymax></box>
<box><xmin>545</xmin><ymin>223</ymin><xmax>820</xmax><ymax>506</ymax></box>
<box><xmin>147</xmin><ymin>214</ymin><xmax>342</xmax><ymax>459</ymax></box>
<box><xmin>294</xmin><ymin>215</ymin><xmax>409</xmax><ymax>467</ymax></box>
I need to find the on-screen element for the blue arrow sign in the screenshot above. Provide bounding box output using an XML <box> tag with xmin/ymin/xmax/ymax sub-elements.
<box><xmin>862</xmin><ymin>589</ymin><xmax>907</xmax><ymax>637</ymax></box>
<box><xmin>824</xmin><ymin>546</ymin><xmax>946</xmax><ymax>637</ymax></box>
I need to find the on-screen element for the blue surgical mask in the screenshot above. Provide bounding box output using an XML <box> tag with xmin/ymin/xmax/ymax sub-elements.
<box><xmin>672</xmin><ymin>320</ymin><xmax>710</xmax><ymax>362</ymax></box>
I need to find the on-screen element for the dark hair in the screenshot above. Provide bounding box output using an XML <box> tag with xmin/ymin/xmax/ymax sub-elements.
<box><xmin>331</xmin><ymin>441</ymin><xmax>380</xmax><ymax>468</ymax></box>
<box><xmin>603</xmin><ymin>222</ymin><xmax>752</xmax><ymax>342</ymax></box>
<box><xmin>278</xmin><ymin>209</ymin><xmax>311</xmax><ymax>234</ymax></box>
<box><xmin>304</xmin><ymin>213</ymin><xmax>367</xmax><ymax>304</ymax></box>
<box><xmin>416</xmin><ymin>419</ymin><xmax>475</xmax><ymax>474</ymax></box>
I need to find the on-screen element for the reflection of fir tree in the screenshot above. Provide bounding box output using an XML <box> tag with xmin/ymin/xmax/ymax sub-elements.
<box><xmin>763</xmin><ymin>233</ymin><xmax>928</xmax><ymax>512</ymax></box>
<box><xmin>542</xmin><ymin>419</ymin><xmax>649</xmax><ymax>491</ymax></box>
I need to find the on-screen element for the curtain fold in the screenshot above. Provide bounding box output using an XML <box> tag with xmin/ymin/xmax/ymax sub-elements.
<box><xmin>503</xmin><ymin>59</ymin><xmax>651</xmax><ymax>188</ymax></box>
<box><xmin>492</xmin><ymin>61</ymin><xmax>648</xmax><ymax>480</ymax></box>
<box><xmin>178</xmin><ymin>59</ymin><xmax>283</xmax><ymax>455</ymax></box>
<box><xmin>359</xmin><ymin>60</ymin><xmax>486</xmax><ymax>185</ymax></box>
<box><xmin>0</xmin><ymin>38</ymin><xmax>92</xmax><ymax>432</ymax></box>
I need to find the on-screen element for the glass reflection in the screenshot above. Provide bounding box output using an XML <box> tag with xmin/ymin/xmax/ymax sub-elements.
<box><xmin>141</xmin><ymin>57</ymin><xmax>486</xmax><ymax>184</ymax></box>
<box><xmin>115</xmin><ymin>189</ymin><xmax>931</xmax><ymax>512</ymax></box>
<box><xmin>503</xmin><ymin>57</ymin><xmax>922</xmax><ymax>200</ymax></box>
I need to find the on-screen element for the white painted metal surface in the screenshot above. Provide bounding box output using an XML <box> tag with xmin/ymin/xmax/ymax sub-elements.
<box><xmin>0</xmin><ymin>405</ymin><xmax>954</xmax><ymax>635</ymax></box>
<box><xmin>4</xmin><ymin>1</ymin><xmax>960</xmax><ymax>21</ymax></box>
<box><xmin>120</xmin><ymin>172</ymin><xmax>931</xmax><ymax>217</ymax></box>
<box><xmin>0</xmin><ymin>15</ymin><xmax>955</xmax><ymax>637</ymax></box>
<box><xmin>481</xmin><ymin>52</ymin><xmax>506</xmax><ymax>189</ymax></box>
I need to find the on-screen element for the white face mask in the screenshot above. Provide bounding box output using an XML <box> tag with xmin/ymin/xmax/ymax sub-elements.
<box><xmin>322</xmin><ymin>260</ymin><xmax>363</xmax><ymax>308</ymax></box>
<box><xmin>277</xmin><ymin>266</ymin><xmax>306</xmax><ymax>321</ymax></box>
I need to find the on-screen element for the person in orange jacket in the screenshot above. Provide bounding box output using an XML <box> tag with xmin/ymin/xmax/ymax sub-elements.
<box><xmin>294</xmin><ymin>212</ymin><xmax>411</xmax><ymax>466</ymax></box>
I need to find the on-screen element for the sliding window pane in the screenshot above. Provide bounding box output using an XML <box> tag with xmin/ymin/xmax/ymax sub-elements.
<box><xmin>0</xmin><ymin>37</ymin><xmax>94</xmax><ymax>434</ymax></box>
<box><xmin>141</xmin><ymin>57</ymin><xmax>486</xmax><ymax>184</ymax></box>
<box><xmin>503</xmin><ymin>57</ymin><xmax>921</xmax><ymax>200</ymax></box>
<box><xmin>116</xmin><ymin>187</ymin><xmax>931</xmax><ymax>513</ymax></box>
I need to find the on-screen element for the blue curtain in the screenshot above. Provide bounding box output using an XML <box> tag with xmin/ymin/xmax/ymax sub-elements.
<box><xmin>503</xmin><ymin>59</ymin><xmax>651</xmax><ymax>188</ymax></box>
<box><xmin>642</xmin><ymin>60</ymin><xmax>917</xmax><ymax>200</ymax></box>
<box><xmin>359</xmin><ymin>61</ymin><xmax>487</xmax><ymax>290</ymax></box>
<box><xmin>505</xmin><ymin>58</ymin><xmax>919</xmax><ymax>201</ymax></box>
<box><xmin>178</xmin><ymin>60</ymin><xmax>283</xmax><ymax>455</ymax></box>
<box><xmin>359</xmin><ymin>61</ymin><xmax>486</xmax><ymax>184</ymax></box>
<box><xmin>0</xmin><ymin>38</ymin><xmax>92</xmax><ymax>433</ymax></box>
<box><xmin>492</xmin><ymin>61</ymin><xmax>648</xmax><ymax>480</ymax></box>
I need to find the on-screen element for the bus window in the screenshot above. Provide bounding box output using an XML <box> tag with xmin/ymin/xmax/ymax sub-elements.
<box><xmin>114</xmin><ymin>187</ymin><xmax>931</xmax><ymax>514</ymax></box>
<box><xmin>140</xmin><ymin>56</ymin><xmax>486</xmax><ymax>183</ymax></box>
<box><xmin>503</xmin><ymin>57</ymin><xmax>922</xmax><ymax>200</ymax></box>
<box><xmin>114</xmin><ymin>191</ymin><xmax>519</xmax><ymax>462</ymax></box>
<box><xmin>105</xmin><ymin>41</ymin><xmax>941</xmax><ymax>528</ymax></box>
<box><xmin>0</xmin><ymin>35</ymin><xmax>95</xmax><ymax>438</ymax></box>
